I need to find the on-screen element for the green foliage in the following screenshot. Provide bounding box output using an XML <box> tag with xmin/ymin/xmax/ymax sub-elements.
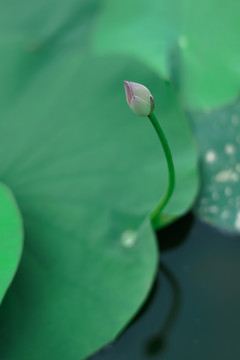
<box><xmin>0</xmin><ymin>0</ymin><xmax>201</xmax><ymax>358</ymax></box>
<box><xmin>93</xmin><ymin>0</ymin><xmax>240</xmax><ymax>233</ymax></box>
<box><xmin>190</xmin><ymin>99</ymin><xmax>240</xmax><ymax>232</ymax></box>
<box><xmin>0</xmin><ymin>32</ymin><xmax>198</xmax><ymax>359</ymax></box>
<box><xmin>94</xmin><ymin>0</ymin><xmax>240</xmax><ymax>109</ymax></box>
<box><xmin>0</xmin><ymin>183</ymin><xmax>23</xmax><ymax>305</ymax></box>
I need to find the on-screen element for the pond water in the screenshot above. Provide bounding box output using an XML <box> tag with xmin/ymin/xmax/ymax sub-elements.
<box><xmin>89</xmin><ymin>214</ymin><xmax>240</xmax><ymax>360</ymax></box>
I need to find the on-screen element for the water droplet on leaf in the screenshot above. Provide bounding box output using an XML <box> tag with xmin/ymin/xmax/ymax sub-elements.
<box><xmin>121</xmin><ymin>229</ymin><xmax>137</xmax><ymax>248</ymax></box>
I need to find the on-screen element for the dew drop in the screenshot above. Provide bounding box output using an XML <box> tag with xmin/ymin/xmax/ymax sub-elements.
<box><xmin>232</xmin><ymin>173</ymin><xmax>239</xmax><ymax>181</ymax></box>
<box><xmin>121</xmin><ymin>229</ymin><xmax>137</xmax><ymax>248</ymax></box>
<box><xmin>215</xmin><ymin>169</ymin><xmax>239</xmax><ymax>182</ymax></box>
<box><xmin>209</xmin><ymin>205</ymin><xmax>218</xmax><ymax>214</ymax></box>
<box><xmin>225</xmin><ymin>144</ymin><xmax>235</xmax><ymax>155</ymax></box>
<box><xmin>205</xmin><ymin>150</ymin><xmax>216</xmax><ymax>163</ymax></box>
<box><xmin>221</xmin><ymin>210</ymin><xmax>230</xmax><ymax>219</ymax></box>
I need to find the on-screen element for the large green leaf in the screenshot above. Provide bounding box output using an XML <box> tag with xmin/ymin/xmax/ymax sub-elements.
<box><xmin>0</xmin><ymin>183</ymin><xmax>23</xmax><ymax>304</ymax></box>
<box><xmin>174</xmin><ymin>0</ymin><xmax>240</xmax><ymax>108</ymax></box>
<box><xmin>189</xmin><ymin>99</ymin><xmax>240</xmax><ymax>232</ymax></box>
<box><xmin>0</xmin><ymin>0</ymin><xmax>102</xmax><ymax>50</ymax></box>
<box><xmin>93</xmin><ymin>0</ymin><xmax>240</xmax><ymax>109</ymax></box>
<box><xmin>0</xmin><ymin>34</ymin><xmax>198</xmax><ymax>359</ymax></box>
<box><xmin>92</xmin><ymin>0</ymin><xmax>178</xmax><ymax>79</ymax></box>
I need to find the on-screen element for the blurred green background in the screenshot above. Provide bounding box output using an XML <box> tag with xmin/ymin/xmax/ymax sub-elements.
<box><xmin>0</xmin><ymin>0</ymin><xmax>240</xmax><ymax>359</ymax></box>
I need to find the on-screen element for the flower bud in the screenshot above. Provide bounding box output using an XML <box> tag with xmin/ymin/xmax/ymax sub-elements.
<box><xmin>124</xmin><ymin>81</ymin><xmax>154</xmax><ymax>117</ymax></box>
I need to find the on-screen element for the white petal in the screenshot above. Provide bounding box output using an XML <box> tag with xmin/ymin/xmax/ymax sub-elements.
<box><xmin>130</xmin><ymin>96</ymin><xmax>151</xmax><ymax>117</ymax></box>
<box><xmin>128</xmin><ymin>82</ymin><xmax>152</xmax><ymax>104</ymax></box>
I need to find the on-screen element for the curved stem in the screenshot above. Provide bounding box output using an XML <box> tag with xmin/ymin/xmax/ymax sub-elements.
<box><xmin>148</xmin><ymin>112</ymin><xmax>175</xmax><ymax>220</ymax></box>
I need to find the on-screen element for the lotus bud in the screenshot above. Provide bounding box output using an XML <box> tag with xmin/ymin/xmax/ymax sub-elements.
<box><xmin>124</xmin><ymin>81</ymin><xmax>154</xmax><ymax>117</ymax></box>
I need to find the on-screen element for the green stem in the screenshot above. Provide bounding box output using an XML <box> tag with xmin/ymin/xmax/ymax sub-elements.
<box><xmin>148</xmin><ymin>112</ymin><xmax>175</xmax><ymax>220</ymax></box>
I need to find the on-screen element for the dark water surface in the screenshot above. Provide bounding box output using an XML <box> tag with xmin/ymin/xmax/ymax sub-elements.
<box><xmin>89</xmin><ymin>214</ymin><xmax>240</xmax><ymax>360</ymax></box>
